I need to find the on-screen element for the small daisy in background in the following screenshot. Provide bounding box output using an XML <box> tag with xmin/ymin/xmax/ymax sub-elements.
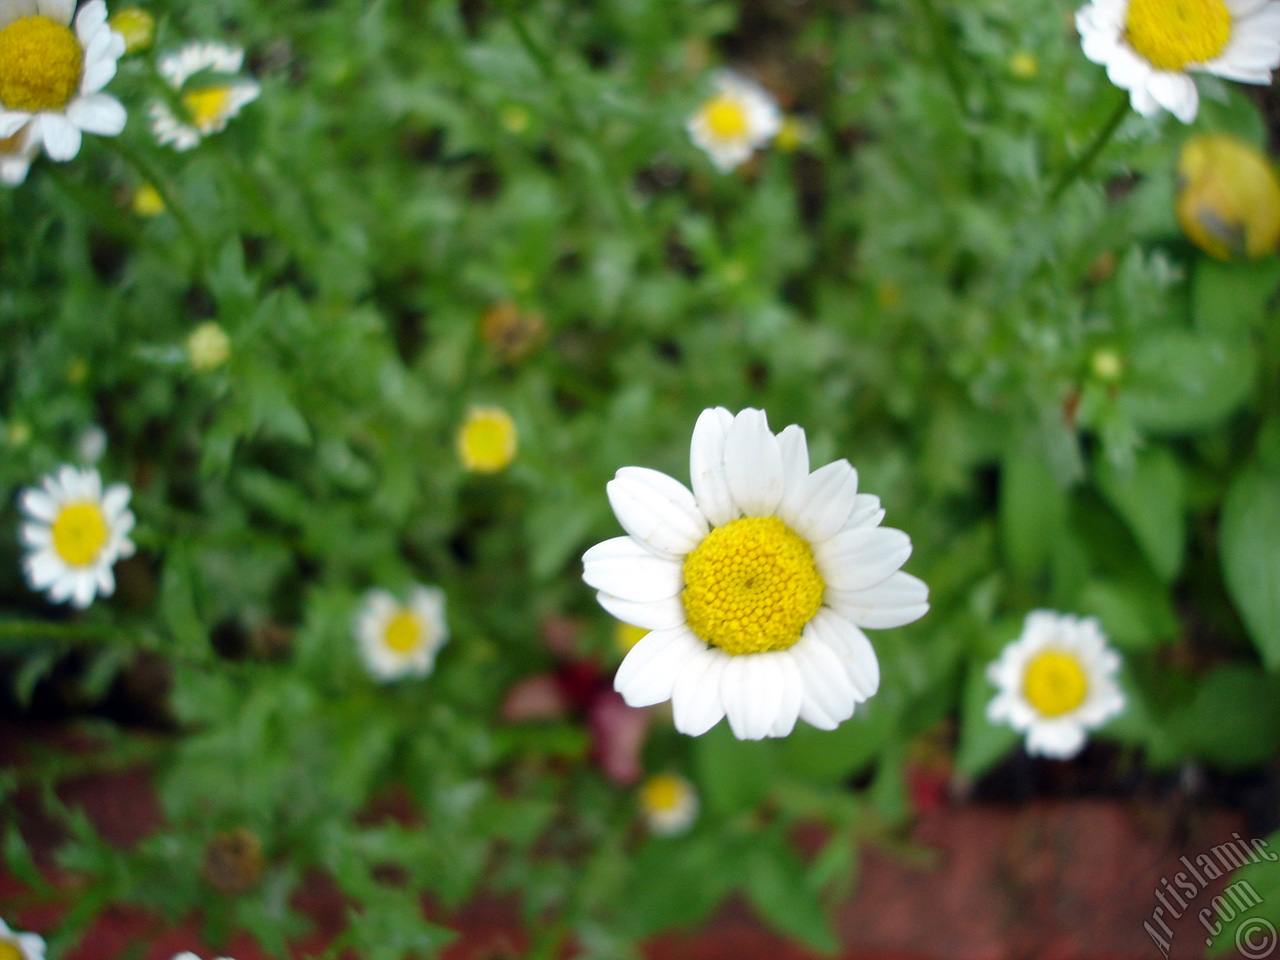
<box><xmin>583</xmin><ymin>407</ymin><xmax>928</xmax><ymax>741</ymax></box>
<box><xmin>355</xmin><ymin>585</ymin><xmax>448</xmax><ymax>682</ymax></box>
<box><xmin>149</xmin><ymin>41</ymin><xmax>259</xmax><ymax>151</ymax></box>
<box><xmin>173</xmin><ymin>953</ymin><xmax>234</xmax><ymax>960</ymax></box>
<box><xmin>686</xmin><ymin>70</ymin><xmax>781</xmax><ymax>173</ymax></box>
<box><xmin>0</xmin><ymin>919</ymin><xmax>46</xmax><ymax>960</ymax></box>
<box><xmin>1076</xmin><ymin>0</ymin><xmax>1280</xmax><ymax>123</ymax></box>
<box><xmin>986</xmin><ymin>610</ymin><xmax>1125</xmax><ymax>760</ymax></box>
<box><xmin>20</xmin><ymin>465</ymin><xmax>136</xmax><ymax>609</ymax></box>
<box><xmin>457</xmin><ymin>405</ymin><xmax>517</xmax><ymax>474</ymax></box>
<box><xmin>639</xmin><ymin>772</ymin><xmax>698</xmax><ymax>836</ymax></box>
<box><xmin>0</xmin><ymin>0</ymin><xmax>127</xmax><ymax>165</ymax></box>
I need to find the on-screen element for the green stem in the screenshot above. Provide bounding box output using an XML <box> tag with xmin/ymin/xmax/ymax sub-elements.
<box><xmin>495</xmin><ymin>0</ymin><xmax>640</xmax><ymax>235</ymax></box>
<box><xmin>112</xmin><ymin>139</ymin><xmax>207</xmax><ymax>274</ymax></box>
<box><xmin>913</xmin><ymin>0</ymin><xmax>968</xmax><ymax>115</ymax></box>
<box><xmin>0</xmin><ymin>620</ymin><xmax>122</xmax><ymax>644</ymax></box>
<box><xmin>1049</xmin><ymin>92</ymin><xmax>1129</xmax><ymax>204</ymax></box>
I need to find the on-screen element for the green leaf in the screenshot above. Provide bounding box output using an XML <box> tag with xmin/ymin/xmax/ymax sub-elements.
<box><xmin>1193</xmin><ymin>256</ymin><xmax>1280</xmax><ymax>335</ymax></box>
<box><xmin>1164</xmin><ymin>665</ymin><xmax>1280</xmax><ymax>768</ymax></box>
<box><xmin>999</xmin><ymin>433</ymin><xmax>1067</xmax><ymax>579</ymax></box>
<box><xmin>1220</xmin><ymin>467</ymin><xmax>1280</xmax><ymax>669</ymax></box>
<box><xmin>1078</xmin><ymin>578</ymin><xmax>1178</xmax><ymax>652</ymax></box>
<box><xmin>1094</xmin><ymin>445</ymin><xmax>1185</xmax><ymax>582</ymax></box>
<box><xmin>1119</xmin><ymin>331</ymin><xmax>1256</xmax><ymax>433</ymax></box>
<box><xmin>744</xmin><ymin>840</ymin><xmax>839</xmax><ymax>954</ymax></box>
<box><xmin>954</xmin><ymin>658</ymin><xmax>1018</xmax><ymax>777</ymax></box>
<box><xmin>693</xmin><ymin>723</ymin><xmax>780</xmax><ymax>815</ymax></box>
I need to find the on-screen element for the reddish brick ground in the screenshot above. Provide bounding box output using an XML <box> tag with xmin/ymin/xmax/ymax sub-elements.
<box><xmin>0</xmin><ymin>724</ymin><xmax>1252</xmax><ymax>960</ymax></box>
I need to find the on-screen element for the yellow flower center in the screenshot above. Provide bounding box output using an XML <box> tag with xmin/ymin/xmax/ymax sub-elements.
<box><xmin>0</xmin><ymin>16</ymin><xmax>84</xmax><ymax>113</ymax></box>
<box><xmin>681</xmin><ymin>516</ymin><xmax>824</xmax><ymax>656</ymax></box>
<box><xmin>183</xmin><ymin>86</ymin><xmax>234</xmax><ymax>132</ymax></box>
<box><xmin>0</xmin><ymin>941</ymin><xmax>25</xmax><ymax>960</ymax></box>
<box><xmin>52</xmin><ymin>501</ymin><xmax>109</xmax><ymax>567</ymax></box>
<box><xmin>641</xmin><ymin>773</ymin><xmax>687</xmax><ymax>813</ymax></box>
<box><xmin>1022</xmin><ymin>650</ymin><xmax>1089</xmax><ymax>717</ymax></box>
<box><xmin>702</xmin><ymin>95</ymin><xmax>749</xmax><ymax>141</ymax></box>
<box><xmin>383</xmin><ymin>609</ymin><xmax>422</xmax><ymax>654</ymax></box>
<box><xmin>1125</xmin><ymin>0</ymin><xmax>1231</xmax><ymax>71</ymax></box>
<box><xmin>457</xmin><ymin>407</ymin><xmax>517</xmax><ymax>473</ymax></box>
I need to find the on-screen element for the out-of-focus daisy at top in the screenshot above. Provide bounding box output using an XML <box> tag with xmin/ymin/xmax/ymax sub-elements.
<box><xmin>583</xmin><ymin>407</ymin><xmax>928</xmax><ymax>741</ymax></box>
<box><xmin>986</xmin><ymin>610</ymin><xmax>1125</xmax><ymax>760</ymax></box>
<box><xmin>20</xmin><ymin>465</ymin><xmax>136</xmax><ymax>608</ymax></box>
<box><xmin>149</xmin><ymin>41</ymin><xmax>259</xmax><ymax>151</ymax></box>
<box><xmin>1077</xmin><ymin>0</ymin><xmax>1280</xmax><ymax>123</ymax></box>
<box><xmin>355</xmin><ymin>585</ymin><xmax>448</xmax><ymax>682</ymax></box>
<box><xmin>0</xmin><ymin>0</ymin><xmax>127</xmax><ymax>164</ymax></box>
<box><xmin>0</xmin><ymin>918</ymin><xmax>46</xmax><ymax>960</ymax></box>
<box><xmin>686</xmin><ymin>71</ymin><xmax>782</xmax><ymax>172</ymax></box>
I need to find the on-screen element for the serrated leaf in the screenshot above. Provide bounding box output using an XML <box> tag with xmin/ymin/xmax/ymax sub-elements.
<box><xmin>1120</xmin><ymin>331</ymin><xmax>1255</xmax><ymax>433</ymax></box>
<box><xmin>955</xmin><ymin>659</ymin><xmax>1018</xmax><ymax>777</ymax></box>
<box><xmin>1193</xmin><ymin>256</ymin><xmax>1280</xmax><ymax>335</ymax></box>
<box><xmin>1094</xmin><ymin>446</ymin><xmax>1185</xmax><ymax>582</ymax></box>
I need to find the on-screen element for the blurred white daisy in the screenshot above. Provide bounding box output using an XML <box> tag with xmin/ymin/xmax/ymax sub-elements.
<box><xmin>0</xmin><ymin>123</ymin><xmax>36</xmax><ymax>184</ymax></box>
<box><xmin>172</xmin><ymin>953</ymin><xmax>233</xmax><ymax>960</ymax></box>
<box><xmin>583</xmin><ymin>407</ymin><xmax>928</xmax><ymax>741</ymax></box>
<box><xmin>986</xmin><ymin>610</ymin><xmax>1125</xmax><ymax>759</ymax></box>
<box><xmin>686</xmin><ymin>71</ymin><xmax>781</xmax><ymax>173</ymax></box>
<box><xmin>355</xmin><ymin>585</ymin><xmax>448</xmax><ymax>681</ymax></box>
<box><xmin>0</xmin><ymin>919</ymin><xmax>46</xmax><ymax>960</ymax></box>
<box><xmin>20</xmin><ymin>465</ymin><xmax>135</xmax><ymax>608</ymax></box>
<box><xmin>1076</xmin><ymin>0</ymin><xmax>1280</xmax><ymax>123</ymax></box>
<box><xmin>0</xmin><ymin>0</ymin><xmax>127</xmax><ymax>161</ymax></box>
<box><xmin>149</xmin><ymin>41</ymin><xmax>259</xmax><ymax>151</ymax></box>
<box><xmin>639</xmin><ymin>772</ymin><xmax>698</xmax><ymax>836</ymax></box>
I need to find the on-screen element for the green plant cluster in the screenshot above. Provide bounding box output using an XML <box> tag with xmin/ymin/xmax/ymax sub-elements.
<box><xmin>2</xmin><ymin>0</ymin><xmax>1280</xmax><ymax>956</ymax></box>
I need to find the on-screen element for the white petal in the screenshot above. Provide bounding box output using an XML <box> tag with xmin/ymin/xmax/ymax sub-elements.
<box><xmin>0</xmin><ymin>112</ymin><xmax>31</xmax><ymax>138</ymax></box>
<box><xmin>595</xmin><ymin>591</ymin><xmax>686</xmax><ymax>631</ymax></box>
<box><xmin>66</xmin><ymin>94</ymin><xmax>126</xmax><ymax>136</ymax></box>
<box><xmin>671</xmin><ymin>646</ymin><xmax>730</xmax><ymax>736</ymax></box>
<box><xmin>774</xmin><ymin>424</ymin><xmax>810</xmax><ymax>526</ymax></box>
<box><xmin>606</xmin><ymin>466</ymin><xmax>708</xmax><ymax>558</ymax></box>
<box><xmin>24</xmin><ymin>551</ymin><xmax>62</xmax><ymax>588</ymax></box>
<box><xmin>101</xmin><ymin>483</ymin><xmax>131</xmax><ymax>519</ymax></box>
<box><xmin>20</xmin><ymin>522</ymin><xmax>51</xmax><ymax>548</ymax></box>
<box><xmin>721</xmin><ymin>653</ymin><xmax>782</xmax><ymax>740</ymax></box>
<box><xmin>824</xmin><ymin>571</ymin><xmax>930</xmax><ymax>629</ymax></box>
<box><xmin>789</xmin><ymin>459</ymin><xmax>859</xmax><ymax>543</ymax></box>
<box><xmin>73</xmin><ymin>0</ymin><xmax>107</xmax><ymax>40</ymax></box>
<box><xmin>95</xmin><ymin>562</ymin><xmax>115</xmax><ymax>596</ymax></box>
<box><xmin>689</xmin><ymin>407</ymin><xmax>737</xmax><ymax>528</ymax></box>
<box><xmin>37</xmin><ymin>114</ymin><xmax>82</xmax><ymax>161</ymax></box>
<box><xmin>582</xmin><ymin>536</ymin><xmax>684</xmax><ymax>602</ymax></box>
<box><xmin>81</xmin><ymin>46</ymin><xmax>121</xmax><ymax>96</ymax></box>
<box><xmin>723</xmin><ymin>409</ymin><xmax>784</xmax><ymax>517</ymax></box>
<box><xmin>766</xmin><ymin>654</ymin><xmax>803</xmax><ymax>737</ymax></box>
<box><xmin>814</xmin><ymin>526</ymin><xmax>913</xmax><ymax>592</ymax></box>
<box><xmin>35</xmin><ymin>0</ymin><xmax>71</xmax><ymax>23</ymax></box>
<box><xmin>1147</xmin><ymin>71</ymin><xmax>1198</xmax><ymax>123</ymax></box>
<box><xmin>613</xmin><ymin>626</ymin><xmax>704</xmax><ymax>708</ymax></box>
<box><xmin>805</xmin><ymin>609</ymin><xmax>880</xmax><ymax>700</ymax></box>
<box><xmin>1026</xmin><ymin>722</ymin><xmax>1087</xmax><ymax>759</ymax></box>
<box><xmin>0</xmin><ymin>0</ymin><xmax>39</xmax><ymax>30</ymax></box>
<box><xmin>20</xmin><ymin>488</ymin><xmax>59</xmax><ymax>522</ymax></box>
<box><xmin>792</xmin><ymin>634</ymin><xmax>857</xmax><ymax>730</ymax></box>
<box><xmin>844</xmin><ymin>494</ymin><xmax>885</xmax><ymax>530</ymax></box>
<box><xmin>70</xmin><ymin>571</ymin><xmax>97</xmax><ymax>608</ymax></box>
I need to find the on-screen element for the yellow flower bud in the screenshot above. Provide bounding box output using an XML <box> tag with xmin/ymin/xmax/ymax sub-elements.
<box><xmin>132</xmin><ymin>183</ymin><xmax>164</xmax><ymax>217</ymax></box>
<box><xmin>187</xmin><ymin>321</ymin><xmax>231</xmax><ymax>370</ymax></box>
<box><xmin>1009</xmin><ymin>52</ymin><xmax>1039</xmax><ymax>79</ymax></box>
<box><xmin>1176</xmin><ymin>133</ymin><xmax>1280</xmax><ymax>260</ymax></box>
<box><xmin>108</xmin><ymin>8</ymin><xmax>154</xmax><ymax>55</ymax></box>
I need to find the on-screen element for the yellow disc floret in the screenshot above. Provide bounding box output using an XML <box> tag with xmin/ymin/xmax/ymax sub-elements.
<box><xmin>457</xmin><ymin>406</ymin><xmax>518</xmax><ymax>473</ymax></box>
<box><xmin>702</xmin><ymin>95</ymin><xmax>749</xmax><ymax>141</ymax></box>
<box><xmin>52</xmin><ymin>501</ymin><xmax>108</xmax><ymax>567</ymax></box>
<box><xmin>1125</xmin><ymin>0</ymin><xmax>1231</xmax><ymax>71</ymax></box>
<box><xmin>183</xmin><ymin>86</ymin><xmax>234</xmax><ymax>132</ymax></box>
<box><xmin>0</xmin><ymin>16</ymin><xmax>84</xmax><ymax>113</ymax></box>
<box><xmin>383</xmin><ymin>609</ymin><xmax>422</xmax><ymax>654</ymax></box>
<box><xmin>0</xmin><ymin>941</ymin><xmax>25</xmax><ymax>960</ymax></box>
<box><xmin>681</xmin><ymin>516</ymin><xmax>824</xmax><ymax>656</ymax></box>
<box><xmin>641</xmin><ymin>773</ymin><xmax>687</xmax><ymax>813</ymax></box>
<box><xmin>1022</xmin><ymin>649</ymin><xmax>1089</xmax><ymax>717</ymax></box>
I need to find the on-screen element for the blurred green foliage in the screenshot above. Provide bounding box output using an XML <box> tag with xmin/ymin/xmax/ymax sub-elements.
<box><xmin>2</xmin><ymin>0</ymin><xmax>1280</xmax><ymax>955</ymax></box>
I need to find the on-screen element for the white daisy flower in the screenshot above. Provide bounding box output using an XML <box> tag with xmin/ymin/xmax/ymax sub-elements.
<box><xmin>0</xmin><ymin>0</ymin><xmax>127</xmax><ymax>162</ymax></box>
<box><xmin>172</xmin><ymin>953</ymin><xmax>233</xmax><ymax>960</ymax></box>
<box><xmin>149</xmin><ymin>41</ymin><xmax>259</xmax><ymax>151</ymax></box>
<box><xmin>355</xmin><ymin>585</ymin><xmax>448</xmax><ymax>682</ymax></box>
<box><xmin>1076</xmin><ymin>0</ymin><xmax>1280</xmax><ymax>123</ymax></box>
<box><xmin>986</xmin><ymin>610</ymin><xmax>1126</xmax><ymax>760</ymax></box>
<box><xmin>686</xmin><ymin>70</ymin><xmax>782</xmax><ymax>173</ymax></box>
<box><xmin>19</xmin><ymin>465</ymin><xmax>136</xmax><ymax>609</ymax></box>
<box><xmin>639</xmin><ymin>772</ymin><xmax>698</xmax><ymax>836</ymax></box>
<box><xmin>583</xmin><ymin>407</ymin><xmax>929</xmax><ymax>741</ymax></box>
<box><xmin>0</xmin><ymin>919</ymin><xmax>46</xmax><ymax>960</ymax></box>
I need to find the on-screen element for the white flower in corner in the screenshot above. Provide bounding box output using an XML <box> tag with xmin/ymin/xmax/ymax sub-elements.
<box><xmin>987</xmin><ymin>610</ymin><xmax>1126</xmax><ymax>759</ymax></box>
<box><xmin>583</xmin><ymin>407</ymin><xmax>929</xmax><ymax>741</ymax></box>
<box><xmin>0</xmin><ymin>918</ymin><xmax>46</xmax><ymax>960</ymax></box>
<box><xmin>0</xmin><ymin>0</ymin><xmax>127</xmax><ymax>162</ymax></box>
<box><xmin>20</xmin><ymin>465</ymin><xmax>136</xmax><ymax>608</ymax></box>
